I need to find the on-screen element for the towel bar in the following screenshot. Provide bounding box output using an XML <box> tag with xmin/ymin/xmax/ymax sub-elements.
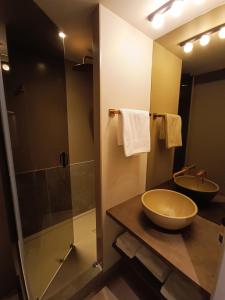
<box><xmin>109</xmin><ymin>109</ymin><xmax>164</xmax><ymax>119</ymax></box>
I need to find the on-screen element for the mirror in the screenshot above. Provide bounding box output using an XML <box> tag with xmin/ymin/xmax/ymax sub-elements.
<box><xmin>148</xmin><ymin>3</ymin><xmax>225</xmax><ymax>224</ymax></box>
<box><xmin>0</xmin><ymin>0</ymin><xmax>100</xmax><ymax>299</ymax></box>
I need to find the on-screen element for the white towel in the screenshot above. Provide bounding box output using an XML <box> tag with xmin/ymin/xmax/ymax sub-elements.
<box><xmin>159</xmin><ymin>113</ymin><xmax>182</xmax><ymax>149</ymax></box>
<box><xmin>136</xmin><ymin>246</ymin><xmax>171</xmax><ymax>283</ymax></box>
<box><xmin>116</xmin><ymin>232</ymin><xmax>142</xmax><ymax>259</ymax></box>
<box><xmin>161</xmin><ymin>272</ymin><xmax>206</xmax><ymax>300</ymax></box>
<box><xmin>117</xmin><ymin>109</ymin><xmax>150</xmax><ymax>157</ymax></box>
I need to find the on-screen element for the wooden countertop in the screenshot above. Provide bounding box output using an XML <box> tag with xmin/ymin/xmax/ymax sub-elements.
<box><xmin>107</xmin><ymin>195</ymin><xmax>222</xmax><ymax>297</ymax></box>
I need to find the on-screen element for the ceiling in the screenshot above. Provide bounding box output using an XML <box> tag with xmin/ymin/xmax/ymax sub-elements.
<box><xmin>157</xmin><ymin>4</ymin><xmax>225</xmax><ymax>74</ymax></box>
<box><xmin>35</xmin><ymin>0</ymin><xmax>225</xmax><ymax>62</ymax></box>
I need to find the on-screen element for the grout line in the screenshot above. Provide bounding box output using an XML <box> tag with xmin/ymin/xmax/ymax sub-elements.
<box><xmin>73</xmin><ymin>208</ymin><xmax>96</xmax><ymax>221</ymax></box>
<box><xmin>15</xmin><ymin>160</ymin><xmax>95</xmax><ymax>175</ymax></box>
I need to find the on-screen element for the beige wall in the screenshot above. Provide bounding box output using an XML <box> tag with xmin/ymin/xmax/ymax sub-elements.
<box><xmin>146</xmin><ymin>42</ymin><xmax>182</xmax><ymax>189</ymax></box>
<box><xmin>186</xmin><ymin>79</ymin><xmax>225</xmax><ymax>194</ymax></box>
<box><xmin>98</xmin><ymin>5</ymin><xmax>153</xmax><ymax>270</ymax></box>
<box><xmin>65</xmin><ymin>60</ymin><xmax>94</xmax><ymax>164</ymax></box>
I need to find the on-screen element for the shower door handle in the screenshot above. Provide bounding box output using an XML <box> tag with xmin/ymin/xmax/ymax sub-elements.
<box><xmin>59</xmin><ymin>152</ymin><xmax>68</xmax><ymax>168</ymax></box>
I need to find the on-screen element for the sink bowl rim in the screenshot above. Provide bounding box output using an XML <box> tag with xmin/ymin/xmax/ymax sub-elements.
<box><xmin>174</xmin><ymin>175</ymin><xmax>219</xmax><ymax>193</ymax></box>
<box><xmin>141</xmin><ymin>189</ymin><xmax>198</xmax><ymax>220</ymax></box>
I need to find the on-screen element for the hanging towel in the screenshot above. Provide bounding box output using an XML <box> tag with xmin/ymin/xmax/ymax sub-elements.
<box><xmin>117</xmin><ymin>109</ymin><xmax>150</xmax><ymax>157</ymax></box>
<box><xmin>136</xmin><ymin>246</ymin><xmax>171</xmax><ymax>283</ymax></box>
<box><xmin>161</xmin><ymin>272</ymin><xmax>206</xmax><ymax>300</ymax></box>
<box><xmin>159</xmin><ymin>113</ymin><xmax>182</xmax><ymax>149</ymax></box>
<box><xmin>116</xmin><ymin>232</ymin><xmax>142</xmax><ymax>259</ymax></box>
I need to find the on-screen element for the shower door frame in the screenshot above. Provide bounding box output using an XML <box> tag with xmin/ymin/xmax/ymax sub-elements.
<box><xmin>0</xmin><ymin>66</ymin><xmax>30</xmax><ymax>299</ymax></box>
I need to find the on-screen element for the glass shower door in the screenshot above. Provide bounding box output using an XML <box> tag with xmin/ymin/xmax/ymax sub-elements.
<box><xmin>0</xmin><ymin>0</ymin><xmax>74</xmax><ymax>299</ymax></box>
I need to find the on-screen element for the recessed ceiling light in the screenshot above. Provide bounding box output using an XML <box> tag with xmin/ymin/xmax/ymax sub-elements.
<box><xmin>170</xmin><ymin>0</ymin><xmax>184</xmax><ymax>17</ymax></box>
<box><xmin>183</xmin><ymin>42</ymin><xmax>193</xmax><ymax>53</ymax></box>
<box><xmin>58</xmin><ymin>31</ymin><xmax>66</xmax><ymax>39</ymax></box>
<box><xmin>2</xmin><ymin>63</ymin><xmax>10</xmax><ymax>71</ymax></box>
<box><xmin>199</xmin><ymin>34</ymin><xmax>210</xmax><ymax>46</ymax></box>
<box><xmin>219</xmin><ymin>27</ymin><xmax>225</xmax><ymax>39</ymax></box>
<box><xmin>151</xmin><ymin>13</ymin><xmax>164</xmax><ymax>29</ymax></box>
<box><xmin>193</xmin><ymin>0</ymin><xmax>205</xmax><ymax>4</ymax></box>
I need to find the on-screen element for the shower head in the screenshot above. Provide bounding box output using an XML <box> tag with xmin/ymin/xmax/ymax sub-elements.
<box><xmin>73</xmin><ymin>56</ymin><xmax>93</xmax><ymax>72</ymax></box>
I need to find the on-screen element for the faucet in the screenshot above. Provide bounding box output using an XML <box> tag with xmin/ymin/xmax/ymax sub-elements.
<box><xmin>173</xmin><ymin>164</ymin><xmax>196</xmax><ymax>178</ymax></box>
<box><xmin>196</xmin><ymin>169</ymin><xmax>207</xmax><ymax>183</ymax></box>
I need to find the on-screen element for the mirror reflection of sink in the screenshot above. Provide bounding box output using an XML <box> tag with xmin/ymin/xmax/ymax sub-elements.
<box><xmin>174</xmin><ymin>175</ymin><xmax>219</xmax><ymax>204</ymax></box>
<box><xmin>141</xmin><ymin>189</ymin><xmax>198</xmax><ymax>230</ymax></box>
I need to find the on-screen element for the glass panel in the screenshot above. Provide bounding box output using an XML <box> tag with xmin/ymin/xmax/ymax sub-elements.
<box><xmin>42</xmin><ymin>26</ymin><xmax>99</xmax><ymax>299</ymax></box>
<box><xmin>0</xmin><ymin>0</ymin><xmax>74</xmax><ymax>299</ymax></box>
<box><xmin>64</xmin><ymin>38</ymin><xmax>98</xmax><ymax>288</ymax></box>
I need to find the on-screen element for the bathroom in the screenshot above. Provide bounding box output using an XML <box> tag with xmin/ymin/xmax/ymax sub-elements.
<box><xmin>0</xmin><ymin>0</ymin><xmax>224</xmax><ymax>299</ymax></box>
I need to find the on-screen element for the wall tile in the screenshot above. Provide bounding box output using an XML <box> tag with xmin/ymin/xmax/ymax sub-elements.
<box><xmin>16</xmin><ymin>170</ymin><xmax>50</xmax><ymax>237</ymax></box>
<box><xmin>70</xmin><ymin>161</ymin><xmax>95</xmax><ymax>216</ymax></box>
<box><xmin>16</xmin><ymin>161</ymin><xmax>95</xmax><ymax>237</ymax></box>
<box><xmin>46</xmin><ymin>166</ymin><xmax>72</xmax><ymax>224</ymax></box>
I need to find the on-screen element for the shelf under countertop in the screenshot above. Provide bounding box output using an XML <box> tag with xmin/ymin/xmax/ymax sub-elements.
<box><xmin>107</xmin><ymin>192</ymin><xmax>222</xmax><ymax>297</ymax></box>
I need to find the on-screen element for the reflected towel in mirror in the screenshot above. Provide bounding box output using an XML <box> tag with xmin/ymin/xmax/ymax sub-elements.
<box><xmin>160</xmin><ymin>113</ymin><xmax>182</xmax><ymax>149</ymax></box>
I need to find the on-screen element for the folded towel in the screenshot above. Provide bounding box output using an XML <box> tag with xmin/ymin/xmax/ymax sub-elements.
<box><xmin>161</xmin><ymin>272</ymin><xmax>206</xmax><ymax>300</ymax></box>
<box><xmin>117</xmin><ymin>109</ymin><xmax>150</xmax><ymax>157</ymax></box>
<box><xmin>116</xmin><ymin>232</ymin><xmax>142</xmax><ymax>258</ymax></box>
<box><xmin>136</xmin><ymin>246</ymin><xmax>171</xmax><ymax>283</ymax></box>
<box><xmin>160</xmin><ymin>113</ymin><xmax>182</xmax><ymax>149</ymax></box>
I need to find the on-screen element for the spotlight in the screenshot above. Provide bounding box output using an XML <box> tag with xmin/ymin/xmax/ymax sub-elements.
<box><xmin>170</xmin><ymin>0</ymin><xmax>184</xmax><ymax>17</ymax></box>
<box><xmin>151</xmin><ymin>13</ymin><xmax>164</xmax><ymax>29</ymax></box>
<box><xmin>219</xmin><ymin>27</ymin><xmax>225</xmax><ymax>39</ymax></box>
<box><xmin>183</xmin><ymin>42</ymin><xmax>193</xmax><ymax>53</ymax></box>
<box><xmin>199</xmin><ymin>34</ymin><xmax>210</xmax><ymax>46</ymax></box>
<box><xmin>2</xmin><ymin>63</ymin><xmax>10</xmax><ymax>71</ymax></box>
<box><xmin>58</xmin><ymin>31</ymin><xmax>66</xmax><ymax>39</ymax></box>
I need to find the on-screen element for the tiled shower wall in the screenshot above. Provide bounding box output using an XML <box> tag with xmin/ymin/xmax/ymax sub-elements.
<box><xmin>16</xmin><ymin>160</ymin><xmax>95</xmax><ymax>237</ymax></box>
<box><xmin>70</xmin><ymin>160</ymin><xmax>95</xmax><ymax>216</ymax></box>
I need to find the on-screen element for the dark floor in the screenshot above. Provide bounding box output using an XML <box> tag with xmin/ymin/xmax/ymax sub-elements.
<box><xmin>86</xmin><ymin>276</ymin><xmax>140</xmax><ymax>300</ymax></box>
<box><xmin>1</xmin><ymin>294</ymin><xmax>19</xmax><ymax>300</ymax></box>
<box><xmin>85</xmin><ymin>260</ymin><xmax>163</xmax><ymax>300</ymax></box>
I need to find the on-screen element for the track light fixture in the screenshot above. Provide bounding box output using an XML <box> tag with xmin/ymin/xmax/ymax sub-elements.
<box><xmin>148</xmin><ymin>0</ymin><xmax>205</xmax><ymax>29</ymax></box>
<box><xmin>183</xmin><ymin>42</ymin><xmax>194</xmax><ymax>53</ymax></box>
<box><xmin>170</xmin><ymin>0</ymin><xmax>184</xmax><ymax>17</ymax></box>
<box><xmin>179</xmin><ymin>23</ymin><xmax>225</xmax><ymax>54</ymax></box>
<box><xmin>199</xmin><ymin>34</ymin><xmax>210</xmax><ymax>46</ymax></box>
<box><xmin>219</xmin><ymin>27</ymin><xmax>225</xmax><ymax>39</ymax></box>
<box><xmin>151</xmin><ymin>13</ymin><xmax>165</xmax><ymax>29</ymax></box>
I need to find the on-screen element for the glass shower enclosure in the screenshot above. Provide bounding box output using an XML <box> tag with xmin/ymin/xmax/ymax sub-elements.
<box><xmin>0</xmin><ymin>0</ymin><xmax>74</xmax><ymax>299</ymax></box>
